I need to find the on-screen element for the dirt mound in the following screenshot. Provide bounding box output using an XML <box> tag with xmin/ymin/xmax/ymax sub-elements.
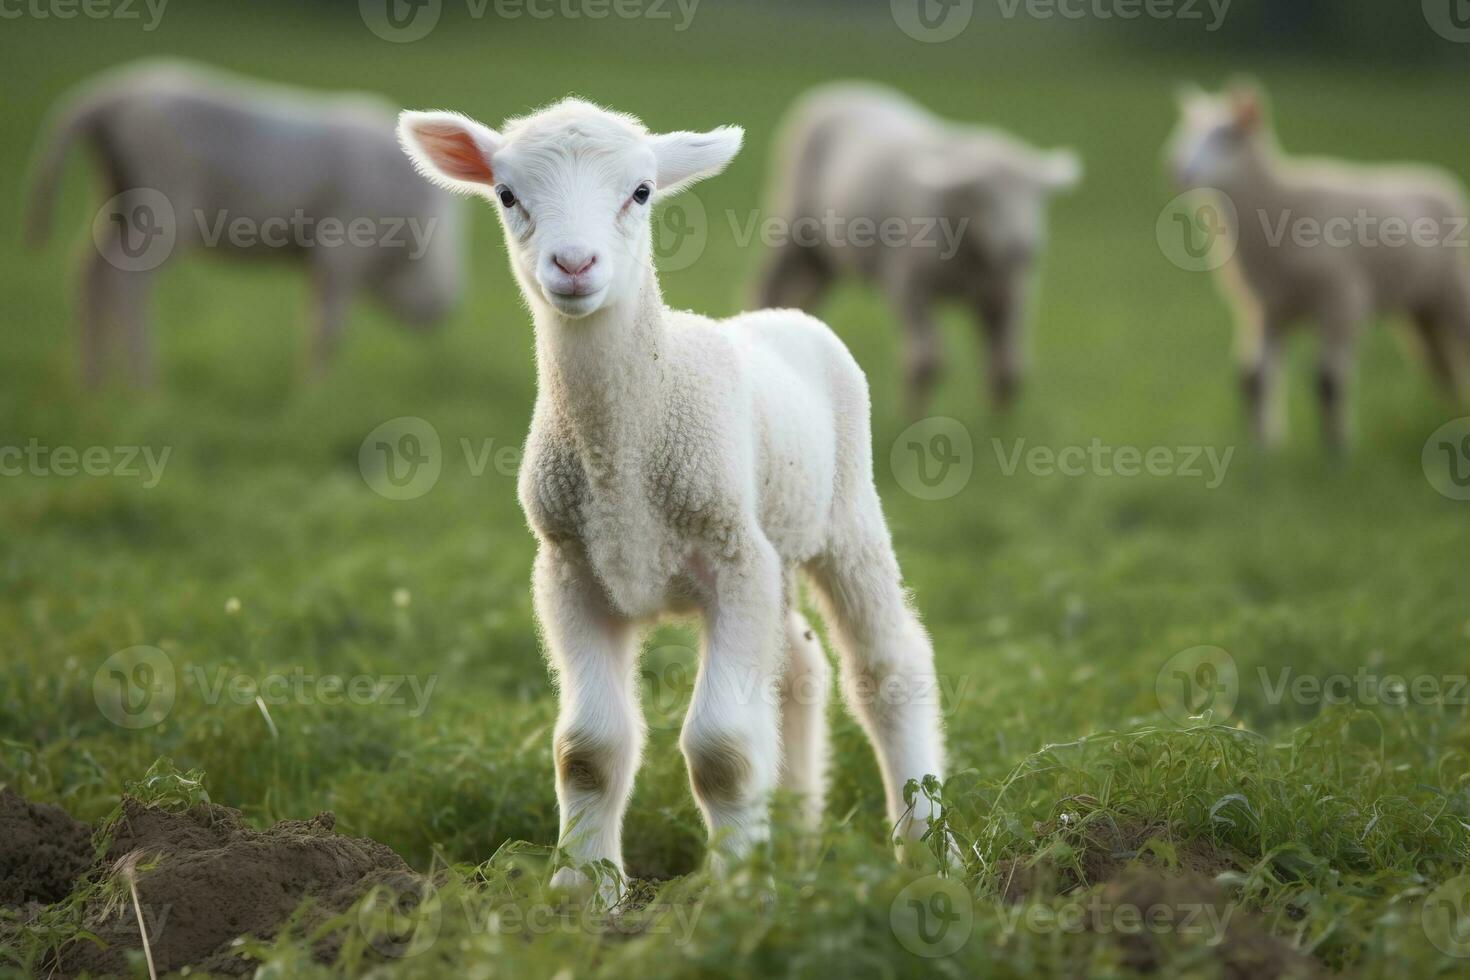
<box><xmin>1093</xmin><ymin>869</ymin><xmax>1317</xmax><ymax>980</ymax></box>
<box><xmin>0</xmin><ymin>791</ymin><xmax>425</xmax><ymax>977</ymax></box>
<box><xmin>0</xmin><ymin>787</ymin><xmax>93</xmax><ymax>908</ymax></box>
<box><xmin>993</xmin><ymin>817</ymin><xmax>1316</xmax><ymax>978</ymax></box>
<box><xmin>994</xmin><ymin>817</ymin><xmax>1240</xmax><ymax>902</ymax></box>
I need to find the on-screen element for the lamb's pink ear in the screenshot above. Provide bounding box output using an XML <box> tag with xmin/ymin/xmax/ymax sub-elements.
<box><xmin>648</xmin><ymin>126</ymin><xmax>743</xmax><ymax>197</ymax></box>
<box><xmin>1228</xmin><ymin>82</ymin><xmax>1266</xmax><ymax>133</ymax></box>
<box><xmin>397</xmin><ymin>110</ymin><xmax>504</xmax><ymax>195</ymax></box>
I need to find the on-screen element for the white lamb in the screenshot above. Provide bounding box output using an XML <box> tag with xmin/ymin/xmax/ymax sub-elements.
<box><xmin>1167</xmin><ymin>83</ymin><xmax>1470</xmax><ymax>449</ymax></box>
<box><xmin>26</xmin><ymin>59</ymin><xmax>465</xmax><ymax>386</ymax></box>
<box><xmin>758</xmin><ymin>82</ymin><xmax>1082</xmax><ymax>418</ymax></box>
<box><xmin>398</xmin><ymin>98</ymin><xmax>949</xmax><ymax>900</ymax></box>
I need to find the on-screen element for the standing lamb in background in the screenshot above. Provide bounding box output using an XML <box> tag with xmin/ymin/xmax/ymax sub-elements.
<box><xmin>26</xmin><ymin>60</ymin><xmax>464</xmax><ymax>387</ymax></box>
<box><xmin>398</xmin><ymin>98</ymin><xmax>949</xmax><ymax>902</ymax></box>
<box><xmin>758</xmin><ymin>82</ymin><xmax>1082</xmax><ymax>418</ymax></box>
<box><xmin>1167</xmin><ymin>83</ymin><xmax>1470</xmax><ymax>450</ymax></box>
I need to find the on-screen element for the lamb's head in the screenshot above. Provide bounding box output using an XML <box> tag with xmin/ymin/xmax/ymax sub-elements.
<box><xmin>398</xmin><ymin>98</ymin><xmax>742</xmax><ymax>319</ymax></box>
<box><xmin>1167</xmin><ymin>83</ymin><xmax>1269</xmax><ymax>189</ymax></box>
<box><xmin>908</xmin><ymin>141</ymin><xmax>1081</xmax><ymax>268</ymax></box>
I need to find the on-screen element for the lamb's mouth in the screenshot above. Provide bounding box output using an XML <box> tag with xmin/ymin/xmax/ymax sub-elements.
<box><xmin>542</xmin><ymin>283</ymin><xmax>608</xmax><ymax>317</ymax></box>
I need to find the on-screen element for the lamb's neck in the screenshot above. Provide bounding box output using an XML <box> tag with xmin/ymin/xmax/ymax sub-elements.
<box><xmin>1220</xmin><ymin>139</ymin><xmax>1290</xmax><ymax>214</ymax></box>
<box><xmin>533</xmin><ymin>271</ymin><xmax>669</xmax><ymax>462</ymax></box>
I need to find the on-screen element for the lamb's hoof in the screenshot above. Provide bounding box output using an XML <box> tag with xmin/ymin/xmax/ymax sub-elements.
<box><xmin>550</xmin><ymin>864</ymin><xmax>622</xmax><ymax>909</ymax></box>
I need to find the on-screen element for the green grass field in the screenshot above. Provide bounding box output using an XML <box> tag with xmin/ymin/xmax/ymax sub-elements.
<box><xmin>3</xmin><ymin>1</ymin><xmax>1470</xmax><ymax>976</ymax></box>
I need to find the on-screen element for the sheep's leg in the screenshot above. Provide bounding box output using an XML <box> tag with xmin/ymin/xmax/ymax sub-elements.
<box><xmin>536</xmin><ymin>549</ymin><xmax>642</xmax><ymax>904</ymax></box>
<box><xmin>892</xmin><ymin>284</ymin><xmax>942</xmax><ymax>421</ymax></box>
<box><xmin>78</xmin><ymin>251</ymin><xmax>113</xmax><ymax>389</ymax></box>
<box><xmin>777</xmin><ymin>578</ymin><xmax>830</xmax><ymax>830</ymax></box>
<box><xmin>1240</xmin><ymin>315</ymin><xmax>1286</xmax><ymax>448</ymax></box>
<box><xmin>309</xmin><ymin>268</ymin><xmax>353</xmax><ymax>377</ymax></box>
<box><xmin>756</xmin><ymin>244</ymin><xmax>831</xmax><ymax>312</ymax></box>
<box><xmin>1316</xmin><ymin>301</ymin><xmax>1364</xmax><ymax>453</ymax></box>
<box><xmin>806</xmin><ymin>500</ymin><xmax>947</xmax><ymax>861</ymax></box>
<box><xmin>1412</xmin><ymin>310</ymin><xmax>1463</xmax><ymax>400</ymax></box>
<box><xmin>977</xmin><ymin>277</ymin><xmax>1025</xmax><ymax>414</ymax></box>
<box><xmin>112</xmin><ymin>268</ymin><xmax>157</xmax><ymax>390</ymax></box>
<box><xmin>1433</xmin><ymin>271</ymin><xmax>1470</xmax><ymax>402</ymax></box>
<box><xmin>683</xmin><ymin>537</ymin><xmax>784</xmax><ymax>870</ymax></box>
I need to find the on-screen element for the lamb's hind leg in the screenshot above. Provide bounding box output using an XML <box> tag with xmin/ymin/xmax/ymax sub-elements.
<box><xmin>778</xmin><ymin>582</ymin><xmax>830</xmax><ymax>830</ymax></box>
<box><xmin>1412</xmin><ymin>308</ymin><xmax>1463</xmax><ymax>401</ymax></box>
<box><xmin>536</xmin><ymin>549</ymin><xmax>642</xmax><ymax>904</ymax></box>
<box><xmin>1316</xmin><ymin>293</ymin><xmax>1366</xmax><ymax>453</ymax></box>
<box><xmin>682</xmin><ymin>536</ymin><xmax>785</xmax><ymax>870</ymax></box>
<box><xmin>806</xmin><ymin>496</ymin><xmax>946</xmax><ymax>857</ymax></box>
<box><xmin>78</xmin><ymin>251</ymin><xmax>113</xmax><ymax>389</ymax></box>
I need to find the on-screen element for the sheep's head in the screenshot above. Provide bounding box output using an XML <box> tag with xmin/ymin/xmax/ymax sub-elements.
<box><xmin>1167</xmin><ymin>83</ymin><xmax>1269</xmax><ymax>189</ymax></box>
<box><xmin>907</xmin><ymin>143</ymin><xmax>1081</xmax><ymax>268</ymax></box>
<box><xmin>399</xmin><ymin>98</ymin><xmax>742</xmax><ymax>319</ymax></box>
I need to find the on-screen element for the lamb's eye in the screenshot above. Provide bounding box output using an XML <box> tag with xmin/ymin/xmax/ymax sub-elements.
<box><xmin>497</xmin><ymin>187</ymin><xmax>517</xmax><ymax>209</ymax></box>
<box><xmin>632</xmin><ymin>182</ymin><xmax>652</xmax><ymax>206</ymax></box>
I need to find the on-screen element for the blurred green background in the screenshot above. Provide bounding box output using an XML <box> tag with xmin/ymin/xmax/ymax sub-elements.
<box><xmin>2</xmin><ymin>1</ymin><xmax>1469</xmax><ymax>976</ymax></box>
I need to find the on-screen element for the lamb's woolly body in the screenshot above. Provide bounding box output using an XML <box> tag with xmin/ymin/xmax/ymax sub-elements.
<box><xmin>1169</xmin><ymin>86</ymin><xmax>1470</xmax><ymax>448</ymax></box>
<box><xmin>758</xmin><ymin>82</ymin><xmax>1081</xmax><ymax>416</ymax></box>
<box><xmin>26</xmin><ymin>59</ymin><xmax>464</xmax><ymax>385</ymax></box>
<box><xmin>399</xmin><ymin>98</ymin><xmax>947</xmax><ymax>899</ymax></box>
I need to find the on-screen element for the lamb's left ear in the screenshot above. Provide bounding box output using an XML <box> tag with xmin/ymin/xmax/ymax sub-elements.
<box><xmin>648</xmin><ymin>126</ymin><xmax>743</xmax><ymax>197</ymax></box>
<box><xmin>398</xmin><ymin>110</ymin><xmax>505</xmax><ymax>196</ymax></box>
<box><xmin>1037</xmin><ymin>149</ymin><xmax>1083</xmax><ymax>193</ymax></box>
<box><xmin>1228</xmin><ymin>81</ymin><xmax>1267</xmax><ymax>133</ymax></box>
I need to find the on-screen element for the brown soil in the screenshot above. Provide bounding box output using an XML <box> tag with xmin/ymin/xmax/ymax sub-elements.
<box><xmin>993</xmin><ymin>816</ymin><xmax>1318</xmax><ymax>978</ymax></box>
<box><xmin>0</xmin><ymin>787</ymin><xmax>93</xmax><ymax>907</ymax></box>
<box><xmin>0</xmin><ymin>790</ymin><xmax>425</xmax><ymax>977</ymax></box>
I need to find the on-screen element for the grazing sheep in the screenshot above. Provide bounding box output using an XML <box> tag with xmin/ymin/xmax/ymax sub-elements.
<box><xmin>757</xmin><ymin>82</ymin><xmax>1081</xmax><ymax>418</ymax></box>
<box><xmin>398</xmin><ymin>98</ymin><xmax>949</xmax><ymax>900</ymax></box>
<box><xmin>1167</xmin><ymin>83</ymin><xmax>1470</xmax><ymax>449</ymax></box>
<box><xmin>26</xmin><ymin>59</ymin><xmax>464</xmax><ymax>387</ymax></box>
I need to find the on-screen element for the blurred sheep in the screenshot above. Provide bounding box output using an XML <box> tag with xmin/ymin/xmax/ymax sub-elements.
<box><xmin>1168</xmin><ymin>83</ymin><xmax>1470</xmax><ymax>450</ymax></box>
<box><xmin>25</xmin><ymin>60</ymin><xmax>465</xmax><ymax>387</ymax></box>
<box><xmin>757</xmin><ymin>82</ymin><xmax>1081</xmax><ymax>417</ymax></box>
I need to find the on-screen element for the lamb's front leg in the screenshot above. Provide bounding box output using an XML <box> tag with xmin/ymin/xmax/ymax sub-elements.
<box><xmin>535</xmin><ymin>549</ymin><xmax>642</xmax><ymax>903</ymax></box>
<box><xmin>682</xmin><ymin>539</ymin><xmax>785</xmax><ymax>871</ymax></box>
